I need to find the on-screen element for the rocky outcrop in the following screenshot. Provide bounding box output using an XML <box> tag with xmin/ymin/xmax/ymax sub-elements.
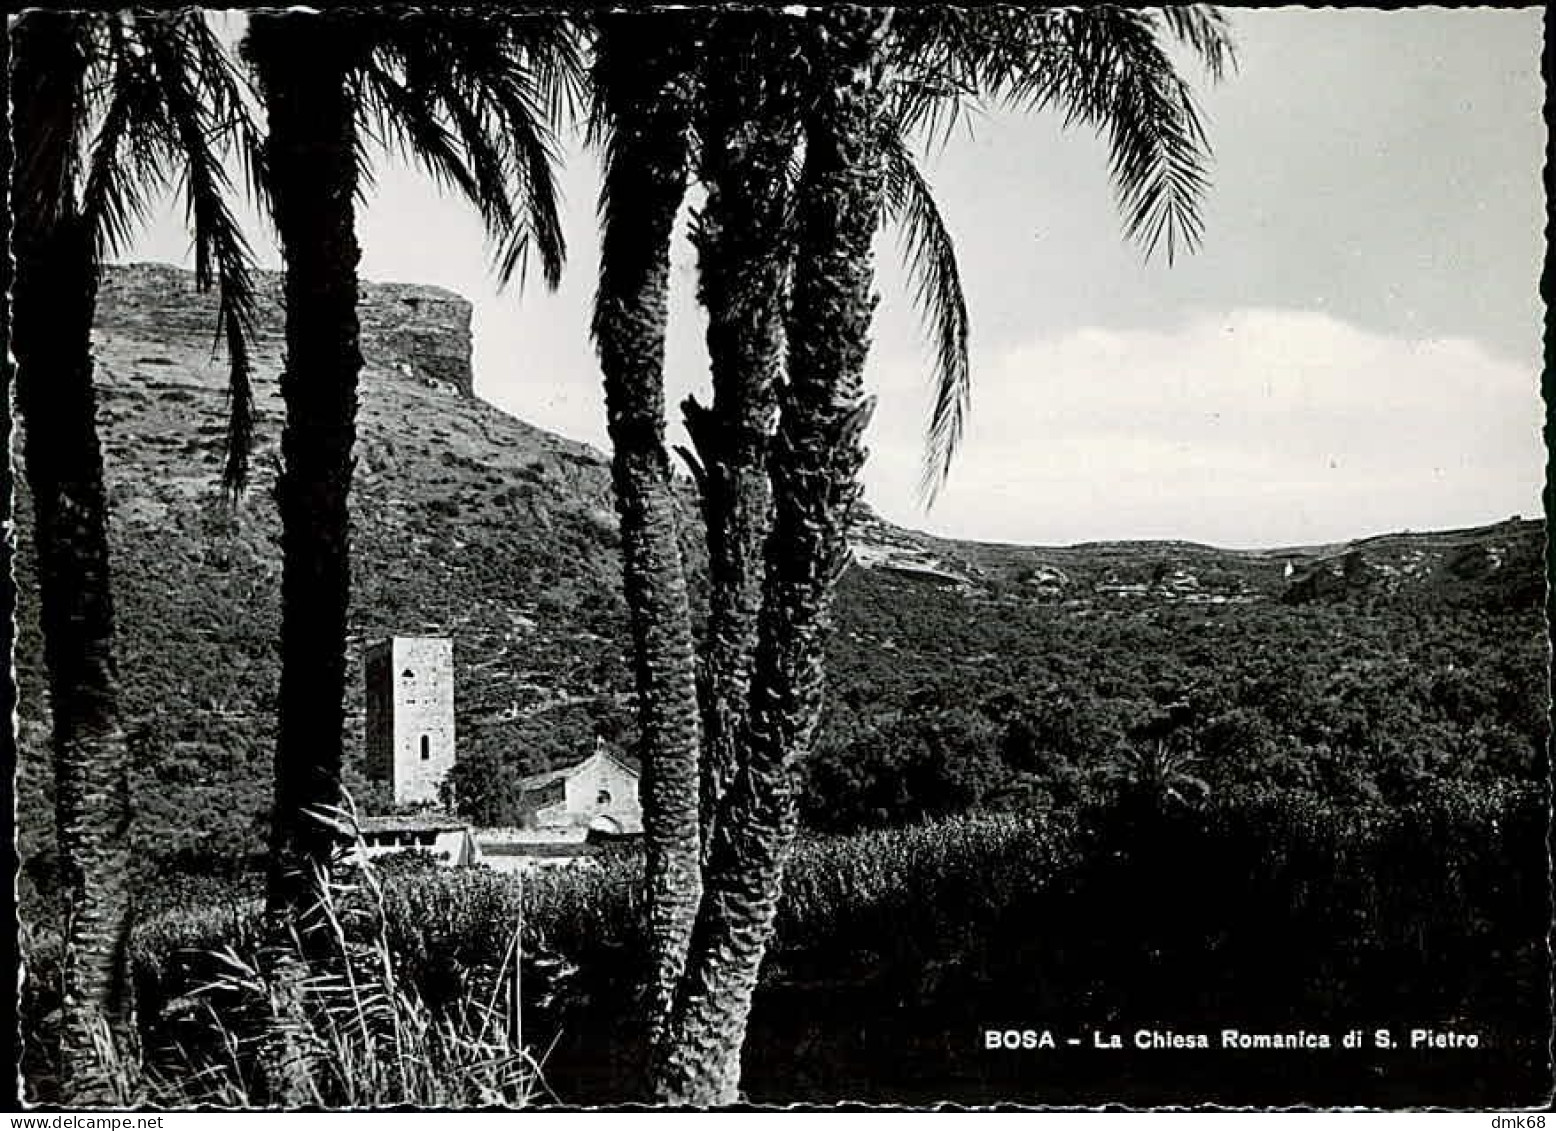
<box><xmin>357</xmin><ymin>283</ymin><xmax>474</xmax><ymax>397</ymax></box>
<box><xmin>1278</xmin><ymin>521</ymin><xmax>1543</xmax><ymax>607</ymax></box>
<box><xmin>96</xmin><ymin>262</ymin><xmax>475</xmax><ymax>397</ymax></box>
<box><xmin>1282</xmin><ymin>550</ymin><xmax>1376</xmax><ymax>604</ymax></box>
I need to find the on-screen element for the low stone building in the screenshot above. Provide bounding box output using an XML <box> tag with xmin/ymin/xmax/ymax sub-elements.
<box><xmin>350</xmin><ymin>812</ymin><xmax>479</xmax><ymax>867</ymax></box>
<box><xmin>476</xmin><ymin>829</ymin><xmax>601</xmax><ymax>875</ymax></box>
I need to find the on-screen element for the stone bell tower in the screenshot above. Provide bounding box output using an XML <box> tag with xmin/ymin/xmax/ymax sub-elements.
<box><xmin>365</xmin><ymin>636</ymin><xmax>455</xmax><ymax>807</ymax></box>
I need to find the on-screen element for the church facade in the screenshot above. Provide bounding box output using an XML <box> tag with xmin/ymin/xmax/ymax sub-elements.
<box><xmin>513</xmin><ymin>741</ymin><xmax>642</xmax><ymax>836</ymax></box>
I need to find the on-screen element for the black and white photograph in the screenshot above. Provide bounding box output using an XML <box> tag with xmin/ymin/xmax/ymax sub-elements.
<box><xmin>7</xmin><ymin>4</ymin><xmax>1551</xmax><ymax>1113</ymax></box>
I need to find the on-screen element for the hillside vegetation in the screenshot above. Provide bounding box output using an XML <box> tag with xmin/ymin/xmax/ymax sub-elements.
<box><xmin>13</xmin><ymin>263</ymin><xmax>1546</xmax><ymax>898</ymax></box>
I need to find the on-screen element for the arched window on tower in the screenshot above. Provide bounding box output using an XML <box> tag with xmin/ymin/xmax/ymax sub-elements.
<box><xmin>420</xmin><ymin>735</ymin><xmax>431</xmax><ymax>761</ymax></box>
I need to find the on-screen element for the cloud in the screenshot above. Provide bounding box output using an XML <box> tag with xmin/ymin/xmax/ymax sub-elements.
<box><xmin>863</xmin><ymin>310</ymin><xmax>1543</xmax><ymax>548</ymax></box>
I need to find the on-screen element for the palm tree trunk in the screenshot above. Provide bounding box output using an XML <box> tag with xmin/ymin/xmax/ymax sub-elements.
<box><xmin>684</xmin><ymin>13</ymin><xmax>801</xmax><ymax>857</ymax></box>
<box><xmin>590</xmin><ymin>14</ymin><xmax>705</xmax><ymax>1056</ymax></box>
<box><xmin>249</xmin><ymin>17</ymin><xmax>363</xmax><ymax>919</ymax></box>
<box><xmin>247</xmin><ymin>19</ymin><xmax>363</xmax><ymax>1105</ymax></box>
<box><xmin>651</xmin><ymin>10</ymin><xmax>887</xmax><ymax>1105</ymax></box>
<box><xmin>13</xmin><ymin>14</ymin><xmax>138</xmax><ymax>1102</ymax></box>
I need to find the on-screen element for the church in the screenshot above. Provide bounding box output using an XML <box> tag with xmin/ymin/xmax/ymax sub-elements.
<box><xmin>512</xmin><ymin>741</ymin><xmax>643</xmax><ymax>837</ymax></box>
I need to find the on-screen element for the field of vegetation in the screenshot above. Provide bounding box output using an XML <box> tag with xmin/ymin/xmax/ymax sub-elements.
<box><xmin>804</xmin><ymin>553</ymin><xmax>1547</xmax><ymax>833</ymax></box>
<box><xmin>20</xmin><ymin>780</ymin><xmax>1549</xmax><ymax>1107</ymax></box>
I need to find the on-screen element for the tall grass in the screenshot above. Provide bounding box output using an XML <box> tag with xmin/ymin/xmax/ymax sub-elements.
<box><xmin>20</xmin><ymin>783</ymin><xmax>1547</xmax><ymax>1106</ymax></box>
<box><xmin>22</xmin><ymin>860</ymin><xmax>547</xmax><ymax>1108</ymax></box>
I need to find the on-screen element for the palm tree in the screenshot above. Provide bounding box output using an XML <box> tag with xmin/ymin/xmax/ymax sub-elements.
<box><xmin>241</xmin><ymin>9</ymin><xmax>580</xmax><ymax>919</ymax></box>
<box><xmin>588</xmin><ymin>10</ymin><xmax>925</xmax><ymax>1071</ymax></box>
<box><xmin>680</xmin><ymin>10</ymin><xmax>976</xmax><ymax>853</ymax></box>
<box><xmin>593</xmin><ymin>5</ymin><xmax>1234</xmax><ymax>1104</ymax></box>
<box><xmin>677</xmin><ymin>12</ymin><xmax>802</xmax><ymax>855</ymax></box>
<box><xmin>588</xmin><ymin>5</ymin><xmax>964</xmax><ymax>1096</ymax></box>
<box><xmin>586</xmin><ymin>9</ymin><xmax>708</xmax><ymax>1052</ymax></box>
<box><xmin>11</xmin><ymin>10</ymin><xmax>261</xmax><ymax>1098</ymax></box>
<box><xmin>1104</xmin><ymin>737</ymin><xmax>1213</xmax><ymax>815</ymax></box>
<box><xmin>647</xmin><ymin>10</ymin><xmax>891</xmax><ymax>1100</ymax></box>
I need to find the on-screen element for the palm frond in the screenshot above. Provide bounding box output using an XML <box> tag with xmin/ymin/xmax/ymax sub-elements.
<box><xmin>1075</xmin><ymin>9</ymin><xmax>1215</xmax><ymax>265</ymax></box>
<box><xmin>924</xmin><ymin>5</ymin><xmax>1229</xmax><ymax>265</ymax></box>
<box><xmin>519</xmin><ymin>13</ymin><xmax>588</xmax><ymax>133</ymax></box>
<box><xmin>382</xmin><ymin>23</ymin><xmax>514</xmax><ymax>233</ymax></box>
<box><xmin>340</xmin><ymin>65</ymin><xmax>384</xmax><ymax>208</ymax></box>
<box><xmin>882</xmin><ymin>7</ymin><xmax>985</xmax><ymax>150</ymax></box>
<box><xmin>445</xmin><ymin>87</ymin><xmax>521</xmax><ymax>238</ymax></box>
<box><xmin>488</xmin><ymin>16</ymin><xmax>578</xmax><ymax>290</ymax></box>
<box><xmin>863</xmin><ymin>5</ymin><xmax>1230</xmax><ymax>502</ymax></box>
<box><xmin>1159</xmin><ymin>5</ymin><xmax>1238</xmax><ymax>82</ymax></box>
<box><xmin>139</xmin><ymin>11</ymin><xmax>262</xmax><ymax>498</ymax></box>
<box><xmin>362</xmin><ymin>12</ymin><xmax>575</xmax><ymax>291</ymax></box>
<box><xmin>184</xmin><ymin>9</ymin><xmax>274</xmax><ymax>226</ymax></box>
<box><xmin>492</xmin><ymin>105</ymin><xmax>566</xmax><ymax>290</ymax></box>
<box><xmin>463</xmin><ymin>32</ymin><xmax>568</xmax><ymax>290</ymax></box>
<box><xmin>78</xmin><ymin>23</ymin><xmax>171</xmax><ymax>264</ymax></box>
<box><xmin>880</xmin><ymin>134</ymin><xmax>970</xmax><ymax>506</ymax></box>
<box><xmin>358</xmin><ymin>57</ymin><xmax>491</xmax><ymax>215</ymax></box>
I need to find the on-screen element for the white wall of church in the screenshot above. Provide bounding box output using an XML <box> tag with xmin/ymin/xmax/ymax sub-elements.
<box><xmin>561</xmin><ymin>752</ymin><xmax>642</xmax><ymax>835</ymax></box>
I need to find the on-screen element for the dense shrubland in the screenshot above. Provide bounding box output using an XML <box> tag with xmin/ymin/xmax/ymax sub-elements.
<box><xmin>17</xmin><ymin>542</ymin><xmax>1544</xmax><ymax>909</ymax></box>
<box><xmin>20</xmin><ymin>781</ymin><xmax>1548</xmax><ymax>1106</ymax></box>
<box><xmin>803</xmin><ymin>566</ymin><xmax>1546</xmax><ymax>831</ymax></box>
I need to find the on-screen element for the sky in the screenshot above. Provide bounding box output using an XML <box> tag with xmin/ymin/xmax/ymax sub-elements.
<box><xmin>121</xmin><ymin>7</ymin><xmax>1547</xmax><ymax>549</ymax></box>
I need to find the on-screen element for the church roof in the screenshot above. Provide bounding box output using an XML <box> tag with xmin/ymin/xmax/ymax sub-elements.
<box><xmin>517</xmin><ymin>747</ymin><xmax>639</xmax><ymax>793</ymax></box>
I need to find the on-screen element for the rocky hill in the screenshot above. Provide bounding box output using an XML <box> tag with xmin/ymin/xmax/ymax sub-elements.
<box><xmin>848</xmin><ymin>505</ymin><xmax>1542</xmax><ymax>609</ymax></box>
<box><xmin>16</xmin><ymin>263</ymin><xmax>635</xmax><ymax>865</ymax></box>
<box><xmin>12</xmin><ymin>263</ymin><xmax>1546</xmax><ymax>871</ymax></box>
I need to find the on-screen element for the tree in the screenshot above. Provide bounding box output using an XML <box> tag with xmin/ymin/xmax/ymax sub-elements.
<box><xmin>241</xmin><ymin>9</ymin><xmax>580</xmax><ymax>918</ymax></box>
<box><xmin>11</xmin><ymin>10</ymin><xmax>260</xmax><ymax>1098</ymax></box>
<box><xmin>439</xmin><ymin>743</ymin><xmax>534</xmax><ymax>826</ymax></box>
<box><xmin>587</xmin><ymin>5</ymin><xmax>923</xmax><ymax>1098</ymax></box>
<box><xmin>586</xmin><ymin>8</ymin><xmax>708</xmax><ymax>1051</ymax></box>
<box><xmin>677</xmin><ymin>12</ymin><xmax>804</xmax><ymax>855</ymax></box>
<box><xmin>645</xmin><ymin>12</ymin><xmax>891</xmax><ymax>1100</ymax></box>
<box><xmin>680</xmin><ymin>11</ymin><xmax>974</xmax><ymax>852</ymax></box>
<box><xmin>589</xmin><ymin>5</ymin><xmax>1231</xmax><ymax>1104</ymax></box>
